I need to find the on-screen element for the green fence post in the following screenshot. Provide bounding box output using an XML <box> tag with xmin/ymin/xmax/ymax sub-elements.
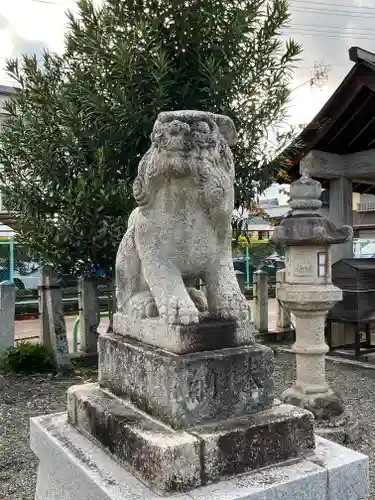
<box><xmin>9</xmin><ymin>238</ymin><xmax>14</xmax><ymax>283</ymax></box>
<box><xmin>245</xmin><ymin>244</ymin><xmax>250</xmax><ymax>289</ymax></box>
<box><xmin>72</xmin><ymin>317</ymin><xmax>80</xmax><ymax>353</ymax></box>
<box><xmin>72</xmin><ymin>310</ymin><xmax>110</xmax><ymax>353</ymax></box>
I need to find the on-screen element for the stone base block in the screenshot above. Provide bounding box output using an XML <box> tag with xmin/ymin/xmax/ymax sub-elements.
<box><xmin>113</xmin><ymin>313</ymin><xmax>255</xmax><ymax>354</ymax></box>
<box><xmin>191</xmin><ymin>403</ymin><xmax>315</xmax><ymax>483</ymax></box>
<box><xmin>67</xmin><ymin>383</ymin><xmax>316</xmax><ymax>494</ymax></box>
<box><xmin>30</xmin><ymin>412</ymin><xmax>369</xmax><ymax>500</ymax></box>
<box><xmin>67</xmin><ymin>384</ymin><xmax>201</xmax><ymax>493</ymax></box>
<box><xmin>99</xmin><ymin>332</ymin><xmax>274</xmax><ymax>429</ymax></box>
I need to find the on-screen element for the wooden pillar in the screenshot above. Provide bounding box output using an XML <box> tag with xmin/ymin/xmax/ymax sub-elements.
<box><xmin>329</xmin><ymin>177</ymin><xmax>353</xmax><ymax>263</ymax></box>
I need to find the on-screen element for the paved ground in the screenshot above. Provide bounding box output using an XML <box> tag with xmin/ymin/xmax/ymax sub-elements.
<box><xmin>0</xmin><ymin>352</ymin><xmax>373</xmax><ymax>500</ymax></box>
<box><xmin>15</xmin><ymin>299</ymin><xmax>281</xmax><ymax>351</ymax></box>
<box><xmin>15</xmin><ymin>315</ymin><xmax>111</xmax><ymax>351</ymax></box>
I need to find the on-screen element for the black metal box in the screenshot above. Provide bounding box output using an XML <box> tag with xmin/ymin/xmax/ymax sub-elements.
<box><xmin>329</xmin><ymin>259</ymin><xmax>375</xmax><ymax>322</ymax></box>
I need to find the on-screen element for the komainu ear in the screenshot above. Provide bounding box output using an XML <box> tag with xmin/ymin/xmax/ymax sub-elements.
<box><xmin>212</xmin><ymin>114</ymin><xmax>237</xmax><ymax>147</ymax></box>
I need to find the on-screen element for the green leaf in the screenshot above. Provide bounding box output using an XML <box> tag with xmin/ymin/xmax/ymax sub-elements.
<box><xmin>0</xmin><ymin>0</ymin><xmax>302</xmax><ymax>276</ymax></box>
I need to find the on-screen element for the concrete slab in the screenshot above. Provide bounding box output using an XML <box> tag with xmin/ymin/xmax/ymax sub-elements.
<box><xmin>30</xmin><ymin>413</ymin><xmax>368</xmax><ymax>500</ymax></box>
<box><xmin>312</xmin><ymin>436</ymin><xmax>369</xmax><ymax>500</ymax></box>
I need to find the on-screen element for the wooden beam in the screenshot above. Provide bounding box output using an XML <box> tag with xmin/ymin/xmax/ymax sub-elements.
<box><xmin>329</xmin><ymin>177</ymin><xmax>353</xmax><ymax>263</ymax></box>
<box><xmin>0</xmin><ymin>212</ymin><xmax>18</xmax><ymax>229</ymax></box>
<box><xmin>286</xmin><ymin>68</ymin><xmax>375</xmax><ymax>166</ymax></box>
<box><xmin>300</xmin><ymin>149</ymin><xmax>375</xmax><ymax>180</ymax></box>
<box><xmin>351</xmin><ymin>178</ymin><xmax>375</xmax><ymax>186</ymax></box>
<box><xmin>326</xmin><ymin>92</ymin><xmax>374</xmax><ymax>146</ymax></box>
<box><xmin>347</xmin><ymin>114</ymin><xmax>375</xmax><ymax>148</ymax></box>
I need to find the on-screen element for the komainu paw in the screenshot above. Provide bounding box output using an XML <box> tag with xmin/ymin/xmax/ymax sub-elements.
<box><xmin>158</xmin><ymin>296</ymin><xmax>199</xmax><ymax>325</ymax></box>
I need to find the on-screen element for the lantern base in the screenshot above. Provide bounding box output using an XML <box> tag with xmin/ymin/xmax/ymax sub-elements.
<box><xmin>281</xmin><ymin>386</ymin><xmax>361</xmax><ymax>444</ymax></box>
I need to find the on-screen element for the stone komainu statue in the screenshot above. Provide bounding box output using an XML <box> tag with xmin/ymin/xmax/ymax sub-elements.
<box><xmin>115</xmin><ymin>110</ymin><xmax>248</xmax><ymax>325</ymax></box>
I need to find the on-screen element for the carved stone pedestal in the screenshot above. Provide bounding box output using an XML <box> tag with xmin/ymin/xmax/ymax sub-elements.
<box><xmin>62</xmin><ymin>329</ymin><xmax>316</xmax><ymax>494</ymax></box>
<box><xmin>98</xmin><ymin>332</ymin><xmax>274</xmax><ymax>427</ymax></box>
<box><xmin>113</xmin><ymin>314</ymin><xmax>256</xmax><ymax>354</ymax></box>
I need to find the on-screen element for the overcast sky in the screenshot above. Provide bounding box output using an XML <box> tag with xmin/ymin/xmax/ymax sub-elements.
<box><xmin>1</xmin><ymin>0</ymin><xmax>374</xmax><ymax>202</ymax></box>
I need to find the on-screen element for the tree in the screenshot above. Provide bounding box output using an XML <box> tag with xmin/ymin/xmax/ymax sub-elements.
<box><xmin>0</xmin><ymin>0</ymin><xmax>302</xmax><ymax>278</ymax></box>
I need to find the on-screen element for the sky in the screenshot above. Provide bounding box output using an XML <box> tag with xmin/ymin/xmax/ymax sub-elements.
<box><xmin>1</xmin><ymin>0</ymin><xmax>375</xmax><ymax>204</ymax></box>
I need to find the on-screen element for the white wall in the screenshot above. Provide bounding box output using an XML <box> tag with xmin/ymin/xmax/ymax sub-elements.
<box><xmin>0</xmin><ymin>94</ymin><xmax>9</xmax><ymax>127</ymax></box>
<box><xmin>0</xmin><ymin>222</ymin><xmax>14</xmax><ymax>236</ymax></box>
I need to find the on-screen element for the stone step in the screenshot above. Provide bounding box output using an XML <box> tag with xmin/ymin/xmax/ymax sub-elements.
<box><xmin>67</xmin><ymin>383</ymin><xmax>315</xmax><ymax>495</ymax></box>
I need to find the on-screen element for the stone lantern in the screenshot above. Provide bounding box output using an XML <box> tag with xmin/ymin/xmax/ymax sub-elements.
<box><xmin>271</xmin><ymin>169</ymin><xmax>356</xmax><ymax>441</ymax></box>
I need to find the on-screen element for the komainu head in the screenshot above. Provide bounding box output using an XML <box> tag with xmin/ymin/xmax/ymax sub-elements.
<box><xmin>133</xmin><ymin>110</ymin><xmax>237</xmax><ymax>208</ymax></box>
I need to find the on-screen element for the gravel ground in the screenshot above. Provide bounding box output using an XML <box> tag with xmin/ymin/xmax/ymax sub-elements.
<box><xmin>0</xmin><ymin>367</ymin><xmax>98</xmax><ymax>500</ymax></box>
<box><xmin>1</xmin><ymin>353</ymin><xmax>374</xmax><ymax>500</ymax></box>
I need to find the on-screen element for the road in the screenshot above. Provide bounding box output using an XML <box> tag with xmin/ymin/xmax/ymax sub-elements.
<box><xmin>15</xmin><ymin>299</ymin><xmax>280</xmax><ymax>352</ymax></box>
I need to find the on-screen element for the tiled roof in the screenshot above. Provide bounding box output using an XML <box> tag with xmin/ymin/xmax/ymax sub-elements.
<box><xmin>259</xmin><ymin>198</ymin><xmax>279</xmax><ymax>207</ymax></box>
<box><xmin>280</xmin><ymin>46</ymin><xmax>375</xmax><ymax>196</ymax></box>
<box><xmin>0</xmin><ymin>85</ymin><xmax>16</xmax><ymax>96</ymax></box>
<box><xmin>263</xmin><ymin>205</ymin><xmax>290</xmax><ymax>219</ymax></box>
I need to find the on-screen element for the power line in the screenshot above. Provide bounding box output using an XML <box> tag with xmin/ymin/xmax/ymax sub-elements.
<box><xmin>28</xmin><ymin>0</ymin><xmax>375</xmax><ymax>16</ymax></box>
<box><xmin>286</xmin><ymin>30</ymin><xmax>375</xmax><ymax>41</ymax></box>
<box><xmin>31</xmin><ymin>0</ymin><xmax>64</xmax><ymax>4</ymax></box>
<box><xmin>287</xmin><ymin>28</ymin><xmax>375</xmax><ymax>39</ymax></box>
<box><xmin>289</xmin><ymin>23</ymin><xmax>375</xmax><ymax>34</ymax></box>
<box><xmin>296</xmin><ymin>63</ymin><xmax>348</xmax><ymax>69</ymax></box>
<box><xmin>290</xmin><ymin>0</ymin><xmax>375</xmax><ymax>10</ymax></box>
<box><xmin>291</xmin><ymin>7</ymin><xmax>375</xmax><ymax>18</ymax></box>
<box><xmin>287</xmin><ymin>27</ymin><xmax>375</xmax><ymax>39</ymax></box>
<box><xmin>28</xmin><ymin>0</ymin><xmax>375</xmax><ymax>18</ymax></box>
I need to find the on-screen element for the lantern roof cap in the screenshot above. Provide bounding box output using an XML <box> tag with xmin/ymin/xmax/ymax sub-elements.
<box><xmin>270</xmin><ymin>171</ymin><xmax>352</xmax><ymax>246</ymax></box>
